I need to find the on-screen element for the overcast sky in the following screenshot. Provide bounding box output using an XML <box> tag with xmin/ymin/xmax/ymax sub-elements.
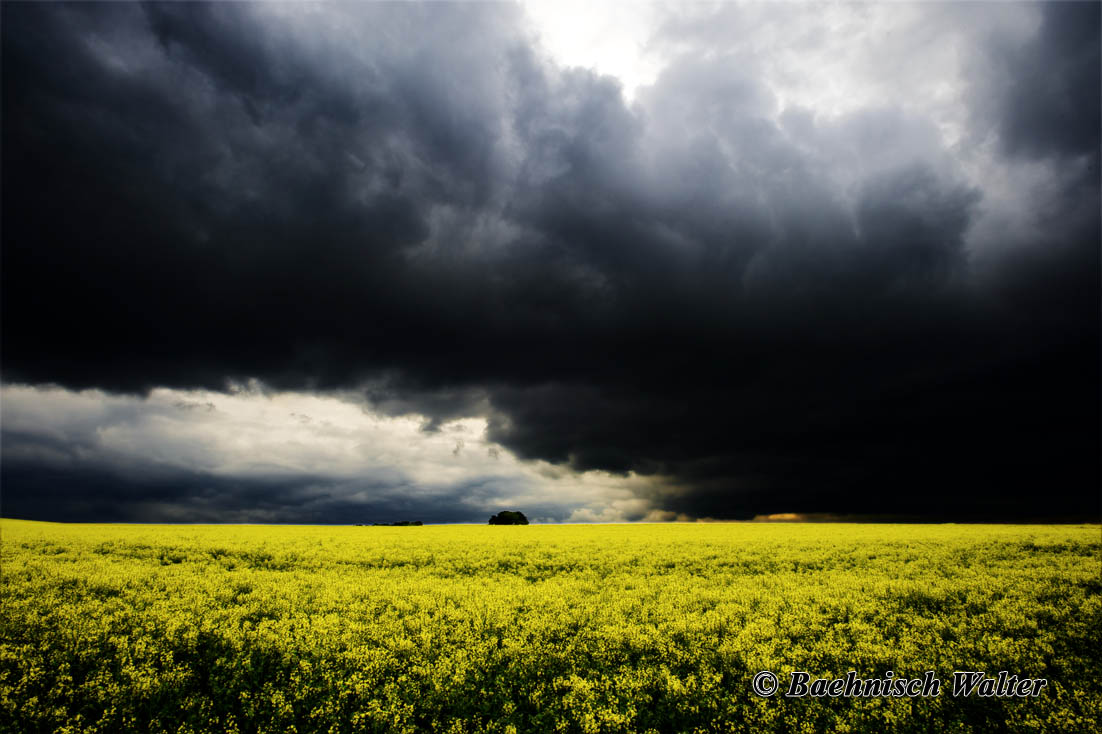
<box><xmin>2</xmin><ymin>2</ymin><xmax>1098</xmax><ymax>524</ymax></box>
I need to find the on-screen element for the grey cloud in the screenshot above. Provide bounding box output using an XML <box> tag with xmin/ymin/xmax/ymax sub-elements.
<box><xmin>0</xmin><ymin>461</ymin><xmax>491</xmax><ymax>525</ymax></box>
<box><xmin>985</xmin><ymin>1</ymin><xmax>1100</xmax><ymax>161</ymax></box>
<box><xmin>2</xmin><ymin>2</ymin><xmax>1096</xmax><ymax>522</ymax></box>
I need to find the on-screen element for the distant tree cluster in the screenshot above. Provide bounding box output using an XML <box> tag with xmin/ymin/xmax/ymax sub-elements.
<box><xmin>488</xmin><ymin>511</ymin><xmax>528</xmax><ymax>525</ymax></box>
<box><xmin>369</xmin><ymin>521</ymin><xmax>423</xmax><ymax>526</ymax></box>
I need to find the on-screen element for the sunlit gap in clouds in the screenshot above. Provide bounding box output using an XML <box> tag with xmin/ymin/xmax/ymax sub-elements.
<box><xmin>0</xmin><ymin>383</ymin><xmax>668</xmax><ymax>524</ymax></box>
<box><xmin>519</xmin><ymin>0</ymin><xmax>664</xmax><ymax>104</ymax></box>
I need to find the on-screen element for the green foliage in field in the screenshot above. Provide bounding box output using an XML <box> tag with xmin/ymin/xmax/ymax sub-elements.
<box><xmin>488</xmin><ymin>512</ymin><xmax>529</xmax><ymax>526</ymax></box>
<box><xmin>2</xmin><ymin>520</ymin><xmax>1099</xmax><ymax>733</ymax></box>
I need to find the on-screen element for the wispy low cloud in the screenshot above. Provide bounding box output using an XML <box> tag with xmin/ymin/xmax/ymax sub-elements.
<box><xmin>0</xmin><ymin>384</ymin><xmax>664</xmax><ymax>524</ymax></box>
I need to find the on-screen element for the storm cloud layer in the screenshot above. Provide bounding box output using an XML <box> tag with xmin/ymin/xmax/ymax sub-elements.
<box><xmin>3</xmin><ymin>2</ymin><xmax>1098</xmax><ymax>522</ymax></box>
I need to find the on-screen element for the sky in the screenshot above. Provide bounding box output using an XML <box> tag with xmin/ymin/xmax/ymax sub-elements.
<box><xmin>2</xmin><ymin>1</ymin><xmax>1098</xmax><ymax>524</ymax></box>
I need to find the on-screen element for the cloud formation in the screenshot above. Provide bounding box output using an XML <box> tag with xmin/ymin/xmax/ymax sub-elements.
<box><xmin>0</xmin><ymin>384</ymin><xmax>659</xmax><ymax>523</ymax></box>
<box><xmin>2</xmin><ymin>2</ymin><xmax>1097</xmax><ymax>521</ymax></box>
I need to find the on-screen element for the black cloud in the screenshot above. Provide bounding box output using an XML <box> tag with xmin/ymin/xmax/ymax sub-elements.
<box><xmin>2</xmin><ymin>2</ymin><xmax>1097</xmax><ymax>521</ymax></box>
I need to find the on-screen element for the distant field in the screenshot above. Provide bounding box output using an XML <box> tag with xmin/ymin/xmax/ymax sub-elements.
<box><xmin>2</xmin><ymin>520</ymin><xmax>1099</xmax><ymax>733</ymax></box>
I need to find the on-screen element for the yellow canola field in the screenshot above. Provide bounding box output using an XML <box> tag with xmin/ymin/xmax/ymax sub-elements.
<box><xmin>2</xmin><ymin>520</ymin><xmax>1099</xmax><ymax>733</ymax></box>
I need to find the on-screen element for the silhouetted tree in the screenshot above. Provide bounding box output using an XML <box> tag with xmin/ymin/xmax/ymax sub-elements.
<box><xmin>488</xmin><ymin>510</ymin><xmax>528</xmax><ymax>525</ymax></box>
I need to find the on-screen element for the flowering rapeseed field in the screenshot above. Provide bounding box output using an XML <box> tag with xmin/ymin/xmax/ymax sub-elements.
<box><xmin>2</xmin><ymin>520</ymin><xmax>1099</xmax><ymax>733</ymax></box>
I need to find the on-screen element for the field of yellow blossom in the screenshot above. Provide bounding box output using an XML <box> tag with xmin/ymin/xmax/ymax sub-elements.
<box><xmin>2</xmin><ymin>519</ymin><xmax>1099</xmax><ymax>733</ymax></box>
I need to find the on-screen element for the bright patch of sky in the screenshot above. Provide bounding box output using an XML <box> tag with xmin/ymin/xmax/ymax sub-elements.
<box><xmin>520</xmin><ymin>1</ymin><xmax>666</xmax><ymax>102</ymax></box>
<box><xmin>1</xmin><ymin>383</ymin><xmax>665</xmax><ymax>523</ymax></box>
<box><xmin>521</xmin><ymin>1</ymin><xmax>1038</xmax><ymax>147</ymax></box>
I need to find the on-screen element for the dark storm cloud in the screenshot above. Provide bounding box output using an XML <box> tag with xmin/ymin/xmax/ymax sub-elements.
<box><xmin>2</xmin><ymin>2</ymin><xmax>1097</xmax><ymax>521</ymax></box>
<box><xmin>982</xmin><ymin>1</ymin><xmax>1101</xmax><ymax>161</ymax></box>
<box><xmin>0</xmin><ymin>460</ymin><xmax>502</xmax><ymax>525</ymax></box>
